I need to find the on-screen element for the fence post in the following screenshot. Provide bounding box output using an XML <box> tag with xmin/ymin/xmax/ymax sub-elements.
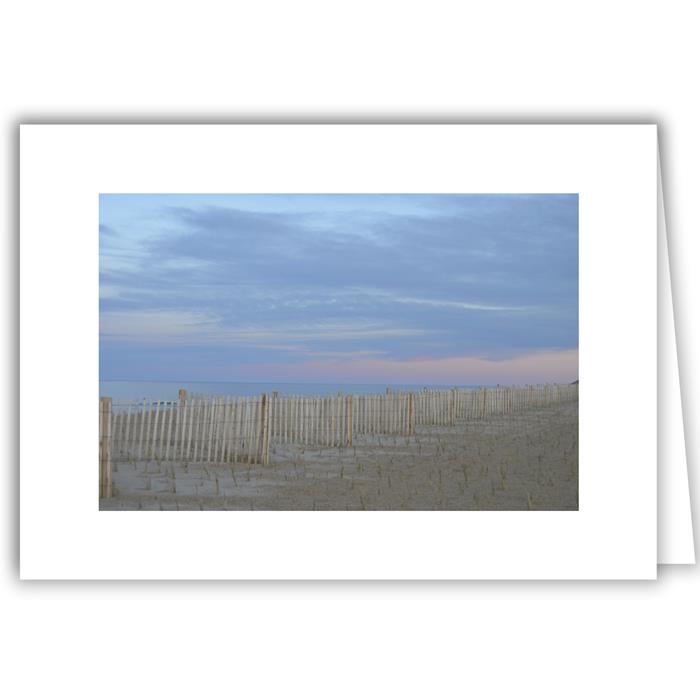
<box><xmin>259</xmin><ymin>393</ymin><xmax>270</xmax><ymax>465</ymax></box>
<box><xmin>408</xmin><ymin>392</ymin><xmax>414</xmax><ymax>436</ymax></box>
<box><xmin>99</xmin><ymin>397</ymin><xmax>112</xmax><ymax>499</ymax></box>
<box><xmin>177</xmin><ymin>389</ymin><xmax>187</xmax><ymax>461</ymax></box>
<box><xmin>346</xmin><ymin>395</ymin><xmax>353</xmax><ymax>447</ymax></box>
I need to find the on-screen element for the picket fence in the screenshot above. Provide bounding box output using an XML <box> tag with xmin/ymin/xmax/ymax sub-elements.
<box><xmin>100</xmin><ymin>383</ymin><xmax>577</xmax><ymax>490</ymax></box>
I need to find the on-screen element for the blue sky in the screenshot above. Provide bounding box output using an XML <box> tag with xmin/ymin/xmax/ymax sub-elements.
<box><xmin>99</xmin><ymin>194</ymin><xmax>578</xmax><ymax>384</ymax></box>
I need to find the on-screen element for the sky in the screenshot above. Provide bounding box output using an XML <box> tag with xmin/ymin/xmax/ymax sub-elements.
<box><xmin>99</xmin><ymin>193</ymin><xmax>578</xmax><ymax>385</ymax></box>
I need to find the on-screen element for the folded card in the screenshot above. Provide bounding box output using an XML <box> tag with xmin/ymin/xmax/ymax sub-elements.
<box><xmin>20</xmin><ymin>124</ymin><xmax>675</xmax><ymax>579</ymax></box>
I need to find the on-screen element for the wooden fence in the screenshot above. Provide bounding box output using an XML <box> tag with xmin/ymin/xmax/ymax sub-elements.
<box><xmin>106</xmin><ymin>393</ymin><xmax>271</xmax><ymax>466</ymax></box>
<box><xmin>99</xmin><ymin>383</ymin><xmax>578</xmax><ymax>492</ymax></box>
<box><xmin>412</xmin><ymin>383</ymin><xmax>577</xmax><ymax>425</ymax></box>
<box><xmin>267</xmin><ymin>391</ymin><xmax>415</xmax><ymax>446</ymax></box>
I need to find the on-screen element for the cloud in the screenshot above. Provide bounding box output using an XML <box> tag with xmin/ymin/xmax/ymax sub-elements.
<box><xmin>100</xmin><ymin>310</ymin><xmax>426</xmax><ymax>346</ymax></box>
<box><xmin>205</xmin><ymin>348</ymin><xmax>580</xmax><ymax>385</ymax></box>
<box><xmin>100</xmin><ymin>310</ymin><xmax>218</xmax><ymax>342</ymax></box>
<box><xmin>99</xmin><ymin>194</ymin><xmax>578</xmax><ymax>381</ymax></box>
<box><xmin>380</xmin><ymin>294</ymin><xmax>533</xmax><ymax>312</ymax></box>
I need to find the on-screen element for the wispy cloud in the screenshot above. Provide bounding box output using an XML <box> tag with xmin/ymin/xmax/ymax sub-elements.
<box><xmin>382</xmin><ymin>294</ymin><xmax>532</xmax><ymax>312</ymax></box>
<box><xmin>101</xmin><ymin>310</ymin><xmax>425</xmax><ymax>345</ymax></box>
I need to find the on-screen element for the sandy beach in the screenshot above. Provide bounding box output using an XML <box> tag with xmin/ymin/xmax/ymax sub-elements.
<box><xmin>100</xmin><ymin>400</ymin><xmax>578</xmax><ymax>511</ymax></box>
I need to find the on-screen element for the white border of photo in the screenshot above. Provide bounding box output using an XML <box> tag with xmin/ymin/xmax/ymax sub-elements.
<box><xmin>20</xmin><ymin>124</ymin><xmax>657</xmax><ymax>579</ymax></box>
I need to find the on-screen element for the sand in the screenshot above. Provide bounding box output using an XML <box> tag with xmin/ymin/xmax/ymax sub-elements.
<box><xmin>100</xmin><ymin>400</ymin><xmax>578</xmax><ymax>511</ymax></box>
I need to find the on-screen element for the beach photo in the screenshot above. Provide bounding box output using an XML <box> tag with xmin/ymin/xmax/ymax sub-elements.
<box><xmin>99</xmin><ymin>193</ymin><xmax>578</xmax><ymax>511</ymax></box>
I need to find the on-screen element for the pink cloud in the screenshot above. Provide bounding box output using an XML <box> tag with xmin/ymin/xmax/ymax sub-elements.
<box><xmin>228</xmin><ymin>348</ymin><xmax>579</xmax><ymax>385</ymax></box>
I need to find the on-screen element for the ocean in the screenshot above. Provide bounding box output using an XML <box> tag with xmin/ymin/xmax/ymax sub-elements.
<box><xmin>99</xmin><ymin>380</ymin><xmax>482</xmax><ymax>402</ymax></box>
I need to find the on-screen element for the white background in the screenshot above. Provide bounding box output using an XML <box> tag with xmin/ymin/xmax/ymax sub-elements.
<box><xmin>20</xmin><ymin>124</ymin><xmax>657</xmax><ymax>581</ymax></box>
<box><xmin>3</xmin><ymin>1</ymin><xmax>698</xmax><ymax>698</ymax></box>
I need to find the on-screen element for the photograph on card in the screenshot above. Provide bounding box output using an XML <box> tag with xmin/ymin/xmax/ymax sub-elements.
<box><xmin>99</xmin><ymin>193</ymin><xmax>578</xmax><ymax>511</ymax></box>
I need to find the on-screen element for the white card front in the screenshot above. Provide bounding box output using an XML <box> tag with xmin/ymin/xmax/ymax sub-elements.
<box><xmin>20</xmin><ymin>124</ymin><xmax>659</xmax><ymax>579</ymax></box>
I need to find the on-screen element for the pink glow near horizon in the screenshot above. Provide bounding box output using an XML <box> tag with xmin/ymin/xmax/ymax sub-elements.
<box><xmin>226</xmin><ymin>348</ymin><xmax>579</xmax><ymax>385</ymax></box>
